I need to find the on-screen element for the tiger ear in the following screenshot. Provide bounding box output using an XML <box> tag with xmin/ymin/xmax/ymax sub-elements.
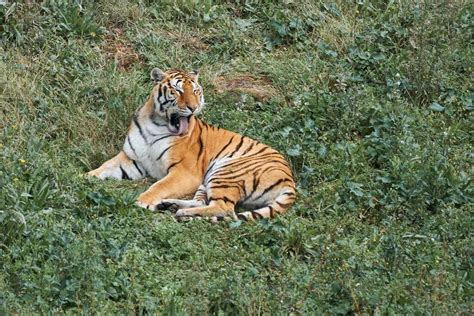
<box><xmin>150</xmin><ymin>68</ymin><xmax>165</xmax><ymax>83</ymax></box>
<box><xmin>189</xmin><ymin>70</ymin><xmax>199</xmax><ymax>81</ymax></box>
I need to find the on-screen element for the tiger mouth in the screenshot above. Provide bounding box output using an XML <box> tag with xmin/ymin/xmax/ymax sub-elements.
<box><xmin>168</xmin><ymin>113</ymin><xmax>191</xmax><ymax>135</ymax></box>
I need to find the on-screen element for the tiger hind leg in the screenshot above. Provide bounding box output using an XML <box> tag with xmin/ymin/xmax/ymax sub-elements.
<box><xmin>174</xmin><ymin>185</ymin><xmax>241</xmax><ymax>222</ymax></box>
<box><xmin>237</xmin><ymin>190</ymin><xmax>296</xmax><ymax>221</ymax></box>
<box><xmin>156</xmin><ymin>185</ymin><xmax>207</xmax><ymax>212</ymax></box>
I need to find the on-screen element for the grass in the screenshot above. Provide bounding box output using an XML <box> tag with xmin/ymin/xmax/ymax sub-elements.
<box><xmin>1</xmin><ymin>0</ymin><xmax>472</xmax><ymax>314</ymax></box>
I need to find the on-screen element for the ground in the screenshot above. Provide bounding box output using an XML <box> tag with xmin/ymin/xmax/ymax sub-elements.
<box><xmin>0</xmin><ymin>1</ymin><xmax>472</xmax><ymax>314</ymax></box>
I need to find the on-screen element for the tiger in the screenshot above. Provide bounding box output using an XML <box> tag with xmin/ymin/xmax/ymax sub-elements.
<box><xmin>87</xmin><ymin>67</ymin><xmax>296</xmax><ymax>221</ymax></box>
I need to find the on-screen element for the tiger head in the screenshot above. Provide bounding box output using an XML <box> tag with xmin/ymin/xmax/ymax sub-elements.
<box><xmin>149</xmin><ymin>68</ymin><xmax>204</xmax><ymax>136</ymax></box>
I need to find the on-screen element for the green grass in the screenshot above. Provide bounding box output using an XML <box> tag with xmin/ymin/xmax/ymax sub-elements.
<box><xmin>1</xmin><ymin>0</ymin><xmax>472</xmax><ymax>314</ymax></box>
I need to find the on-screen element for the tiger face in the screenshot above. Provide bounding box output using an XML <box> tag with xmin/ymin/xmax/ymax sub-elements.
<box><xmin>150</xmin><ymin>68</ymin><xmax>204</xmax><ymax>136</ymax></box>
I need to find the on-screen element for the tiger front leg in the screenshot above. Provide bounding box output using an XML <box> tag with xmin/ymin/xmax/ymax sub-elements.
<box><xmin>87</xmin><ymin>151</ymin><xmax>146</xmax><ymax>180</ymax></box>
<box><xmin>136</xmin><ymin>170</ymin><xmax>201</xmax><ymax>210</ymax></box>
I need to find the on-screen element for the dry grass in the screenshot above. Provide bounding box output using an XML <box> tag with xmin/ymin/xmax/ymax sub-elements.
<box><xmin>314</xmin><ymin>4</ymin><xmax>359</xmax><ymax>55</ymax></box>
<box><xmin>212</xmin><ymin>74</ymin><xmax>278</xmax><ymax>101</ymax></box>
<box><xmin>104</xmin><ymin>27</ymin><xmax>142</xmax><ymax>72</ymax></box>
<box><xmin>155</xmin><ymin>29</ymin><xmax>210</xmax><ymax>52</ymax></box>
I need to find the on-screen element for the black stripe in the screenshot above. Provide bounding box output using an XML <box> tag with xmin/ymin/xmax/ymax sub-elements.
<box><xmin>152</xmin><ymin>134</ymin><xmax>174</xmax><ymax>145</ymax></box>
<box><xmin>194</xmin><ymin>189</ymin><xmax>207</xmax><ymax>201</ymax></box>
<box><xmin>278</xmin><ymin>168</ymin><xmax>294</xmax><ymax>179</ymax></box>
<box><xmin>252</xmin><ymin>171</ymin><xmax>260</xmax><ymax>191</ymax></box>
<box><xmin>257</xmin><ymin>165</ymin><xmax>294</xmax><ymax>179</ymax></box>
<box><xmin>127</xmin><ymin>136</ymin><xmax>136</xmax><ymax>154</ymax></box>
<box><xmin>241</xmin><ymin>141</ymin><xmax>255</xmax><ymax>155</ymax></box>
<box><xmin>210</xmin><ymin>179</ymin><xmax>247</xmax><ymax>195</ymax></box>
<box><xmin>242</xmin><ymin>179</ymin><xmax>248</xmax><ymax>196</ymax></box>
<box><xmin>237</xmin><ymin>213</ymin><xmax>248</xmax><ymax>221</ymax></box>
<box><xmin>255</xmin><ymin>178</ymin><xmax>289</xmax><ymax>200</ymax></box>
<box><xmin>276</xmin><ymin>201</ymin><xmax>293</xmax><ymax>208</ymax></box>
<box><xmin>120</xmin><ymin>166</ymin><xmax>131</xmax><ymax>180</ymax></box>
<box><xmin>269</xmin><ymin>205</ymin><xmax>275</xmax><ymax>218</ymax></box>
<box><xmin>208</xmin><ymin>196</ymin><xmax>235</xmax><ymax>205</ymax></box>
<box><xmin>133</xmin><ymin>115</ymin><xmax>147</xmax><ymax>143</ymax></box>
<box><xmin>157</xmin><ymin>85</ymin><xmax>163</xmax><ymax>105</ymax></box>
<box><xmin>209</xmin><ymin>184</ymin><xmax>241</xmax><ymax>190</ymax></box>
<box><xmin>251</xmin><ymin>211</ymin><xmax>263</xmax><ymax>219</ymax></box>
<box><xmin>166</xmin><ymin>159</ymin><xmax>183</xmax><ymax>174</ymax></box>
<box><xmin>252</xmin><ymin>146</ymin><xmax>270</xmax><ymax>156</ymax></box>
<box><xmin>158</xmin><ymin>89</ymin><xmax>174</xmax><ymax>112</ymax></box>
<box><xmin>156</xmin><ymin>145</ymin><xmax>173</xmax><ymax>161</ymax></box>
<box><xmin>162</xmin><ymin>85</ymin><xmax>170</xmax><ymax>110</ymax></box>
<box><xmin>197</xmin><ymin>129</ymin><xmax>204</xmax><ymax>160</ymax></box>
<box><xmin>212</xmin><ymin>136</ymin><xmax>235</xmax><ymax>160</ymax></box>
<box><xmin>245</xmin><ymin>171</ymin><xmax>260</xmax><ymax>201</ymax></box>
<box><xmin>163</xmin><ymin>99</ymin><xmax>174</xmax><ymax>108</ymax></box>
<box><xmin>132</xmin><ymin>160</ymin><xmax>143</xmax><ymax>176</ymax></box>
<box><xmin>240</xmin><ymin>171</ymin><xmax>260</xmax><ymax>204</ymax></box>
<box><xmin>209</xmin><ymin>179</ymin><xmax>240</xmax><ymax>184</ymax></box>
<box><xmin>229</xmin><ymin>136</ymin><xmax>245</xmax><ymax>157</ymax></box>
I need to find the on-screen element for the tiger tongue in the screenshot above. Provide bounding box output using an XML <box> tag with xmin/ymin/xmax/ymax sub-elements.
<box><xmin>178</xmin><ymin>116</ymin><xmax>189</xmax><ymax>135</ymax></box>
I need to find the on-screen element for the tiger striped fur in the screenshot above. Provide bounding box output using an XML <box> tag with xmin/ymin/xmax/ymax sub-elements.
<box><xmin>87</xmin><ymin>68</ymin><xmax>296</xmax><ymax>221</ymax></box>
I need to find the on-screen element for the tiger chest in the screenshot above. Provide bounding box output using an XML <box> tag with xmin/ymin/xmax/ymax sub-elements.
<box><xmin>123</xmin><ymin>122</ymin><xmax>175</xmax><ymax>180</ymax></box>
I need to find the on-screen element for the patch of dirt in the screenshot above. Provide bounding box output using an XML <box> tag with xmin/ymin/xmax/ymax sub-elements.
<box><xmin>104</xmin><ymin>28</ymin><xmax>142</xmax><ymax>72</ymax></box>
<box><xmin>155</xmin><ymin>30</ymin><xmax>210</xmax><ymax>51</ymax></box>
<box><xmin>213</xmin><ymin>75</ymin><xmax>278</xmax><ymax>102</ymax></box>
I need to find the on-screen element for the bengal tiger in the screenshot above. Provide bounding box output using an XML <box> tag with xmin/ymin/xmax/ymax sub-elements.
<box><xmin>87</xmin><ymin>68</ymin><xmax>296</xmax><ymax>221</ymax></box>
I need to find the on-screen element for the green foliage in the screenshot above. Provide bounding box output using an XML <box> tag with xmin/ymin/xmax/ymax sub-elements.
<box><xmin>0</xmin><ymin>0</ymin><xmax>472</xmax><ymax>314</ymax></box>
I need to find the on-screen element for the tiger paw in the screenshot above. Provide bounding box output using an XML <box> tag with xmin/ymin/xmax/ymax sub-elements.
<box><xmin>175</xmin><ymin>215</ymin><xmax>197</xmax><ymax>222</ymax></box>
<box><xmin>175</xmin><ymin>209</ymin><xmax>201</xmax><ymax>220</ymax></box>
<box><xmin>156</xmin><ymin>202</ymin><xmax>179</xmax><ymax>212</ymax></box>
<box><xmin>86</xmin><ymin>169</ymin><xmax>101</xmax><ymax>178</ymax></box>
<box><xmin>136</xmin><ymin>193</ymin><xmax>160</xmax><ymax>210</ymax></box>
<box><xmin>209</xmin><ymin>216</ymin><xmax>232</xmax><ymax>224</ymax></box>
<box><xmin>174</xmin><ymin>213</ymin><xmax>229</xmax><ymax>224</ymax></box>
<box><xmin>175</xmin><ymin>209</ymin><xmax>195</xmax><ymax>218</ymax></box>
